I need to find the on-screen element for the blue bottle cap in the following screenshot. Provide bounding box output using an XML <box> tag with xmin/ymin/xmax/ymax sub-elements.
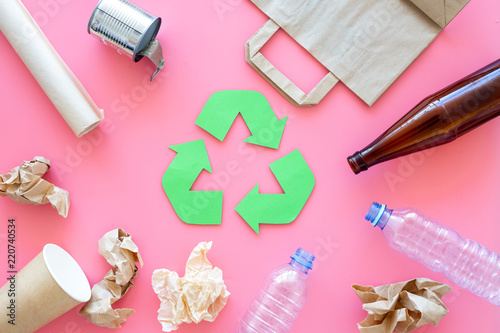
<box><xmin>291</xmin><ymin>248</ymin><xmax>315</xmax><ymax>270</ymax></box>
<box><xmin>365</xmin><ymin>202</ymin><xmax>386</xmax><ymax>227</ymax></box>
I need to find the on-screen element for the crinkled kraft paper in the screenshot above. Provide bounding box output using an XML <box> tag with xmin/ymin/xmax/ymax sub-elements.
<box><xmin>79</xmin><ymin>228</ymin><xmax>143</xmax><ymax>328</ymax></box>
<box><xmin>0</xmin><ymin>156</ymin><xmax>69</xmax><ymax>217</ymax></box>
<box><xmin>152</xmin><ymin>241</ymin><xmax>230</xmax><ymax>332</ymax></box>
<box><xmin>353</xmin><ymin>278</ymin><xmax>451</xmax><ymax>333</ymax></box>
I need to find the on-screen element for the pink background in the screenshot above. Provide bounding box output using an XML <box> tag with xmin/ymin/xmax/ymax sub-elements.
<box><xmin>1</xmin><ymin>0</ymin><xmax>500</xmax><ymax>332</ymax></box>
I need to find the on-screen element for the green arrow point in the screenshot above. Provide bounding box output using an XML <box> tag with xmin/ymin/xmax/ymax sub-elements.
<box><xmin>236</xmin><ymin>185</ymin><xmax>261</xmax><ymax>233</ymax></box>
<box><xmin>243</xmin><ymin>116</ymin><xmax>287</xmax><ymax>149</ymax></box>
<box><xmin>168</xmin><ymin>139</ymin><xmax>212</xmax><ymax>174</ymax></box>
<box><xmin>195</xmin><ymin>90</ymin><xmax>287</xmax><ymax>149</ymax></box>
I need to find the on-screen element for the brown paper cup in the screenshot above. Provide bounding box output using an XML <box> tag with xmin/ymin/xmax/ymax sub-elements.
<box><xmin>0</xmin><ymin>244</ymin><xmax>91</xmax><ymax>333</ymax></box>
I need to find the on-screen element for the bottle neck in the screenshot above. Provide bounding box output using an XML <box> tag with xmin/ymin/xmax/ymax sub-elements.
<box><xmin>347</xmin><ymin>151</ymin><xmax>368</xmax><ymax>174</ymax></box>
<box><xmin>289</xmin><ymin>248</ymin><xmax>315</xmax><ymax>274</ymax></box>
<box><xmin>365</xmin><ymin>202</ymin><xmax>393</xmax><ymax>230</ymax></box>
<box><xmin>289</xmin><ymin>260</ymin><xmax>310</xmax><ymax>274</ymax></box>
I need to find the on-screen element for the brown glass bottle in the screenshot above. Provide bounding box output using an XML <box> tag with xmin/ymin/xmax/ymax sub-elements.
<box><xmin>348</xmin><ymin>58</ymin><xmax>500</xmax><ymax>174</ymax></box>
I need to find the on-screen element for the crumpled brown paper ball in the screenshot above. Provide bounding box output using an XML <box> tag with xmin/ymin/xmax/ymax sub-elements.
<box><xmin>0</xmin><ymin>156</ymin><xmax>69</xmax><ymax>217</ymax></box>
<box><xmin>79</xmin><ymin>228</ymin><xmax>143</xmax><ymax>328</ymax></box>
<box><xmin>352</xmin><ymin>278</ymin><xmax>451</xmax><ymax>333</ymax></box>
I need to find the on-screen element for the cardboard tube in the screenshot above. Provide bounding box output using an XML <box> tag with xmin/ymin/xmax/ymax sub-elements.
<box><xmin>0</xmin><ymin>244</ymin><xmax>91</xmax><ymax>333</ymax></box>
<box><xmin>0</xmin><ymin>0</ymin><xmax>104</xmax><ymax>137</ymax></box>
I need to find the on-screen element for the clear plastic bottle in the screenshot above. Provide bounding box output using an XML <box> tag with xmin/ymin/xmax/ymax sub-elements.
<box><xmin>365</xmin><ymin>202</ymin><xmax>500</xmax><ymax>306</ymax></box>
<box><xmin>238</xmin><ymin>248</ymin><xmax>315</xmax><ymax>333</ymax></box>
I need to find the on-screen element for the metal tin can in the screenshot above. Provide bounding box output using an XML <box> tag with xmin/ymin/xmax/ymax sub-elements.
<box><xmin>88</xmin><ymin>0</ymin><xmax>164</xmax><ymax>80</ymax></box>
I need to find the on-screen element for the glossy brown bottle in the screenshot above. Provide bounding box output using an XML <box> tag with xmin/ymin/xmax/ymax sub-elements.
<box><xmin>348</xmin><ymin>58</ymin><xmax>500</xmax><ymax>174</ymax></box>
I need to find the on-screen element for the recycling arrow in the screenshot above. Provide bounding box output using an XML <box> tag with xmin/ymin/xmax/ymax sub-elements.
<box><xmin>162</xmin><ymin>139</ymin><xmax>222</xmax><ymax>225</ymax></box>
<box><xmin>235</xmin><ymin>149</ymin><xmax>315</xmax><ymax>234</ymax></box>
<box><xmin>195</xmin><ymin>90</ymin><xmax>287</xmax><ymax>149</ymax></box>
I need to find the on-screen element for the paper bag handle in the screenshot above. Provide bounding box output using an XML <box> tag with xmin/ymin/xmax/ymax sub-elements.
<box><xmin>245</xmin><ymin>20</ymin><xmax>339</xmax><ymax>107</ymax></box>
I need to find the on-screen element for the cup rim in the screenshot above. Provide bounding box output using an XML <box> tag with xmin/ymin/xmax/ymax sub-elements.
<box><xmin>43</xmin><ymin>244</ymin><xmax>91</xmax><ymax>303</ymax></box>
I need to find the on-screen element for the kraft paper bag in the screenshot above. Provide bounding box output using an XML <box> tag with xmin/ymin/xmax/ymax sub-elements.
<box><xmin>246</xmin><ymin>0</ymin><xmax>470</xmax><ymax>106</ymax></box>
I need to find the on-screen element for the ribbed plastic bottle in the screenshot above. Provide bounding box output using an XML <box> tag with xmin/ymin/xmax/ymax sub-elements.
<box><xmin>365</xmin><ymin>202</ymin><xmax>500</xmax><ymax>306</ymax></box>
<box><xmin>238</xmin><ymin>248</ymin><xmax>315</xmax><ymax>333</ymax></box>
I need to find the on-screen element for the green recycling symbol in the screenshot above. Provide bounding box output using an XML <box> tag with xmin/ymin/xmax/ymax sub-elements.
<box><xmin>162</xmin><ymin>90</ymin><xmax>315</xmax><ymax>234</ymax></box>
